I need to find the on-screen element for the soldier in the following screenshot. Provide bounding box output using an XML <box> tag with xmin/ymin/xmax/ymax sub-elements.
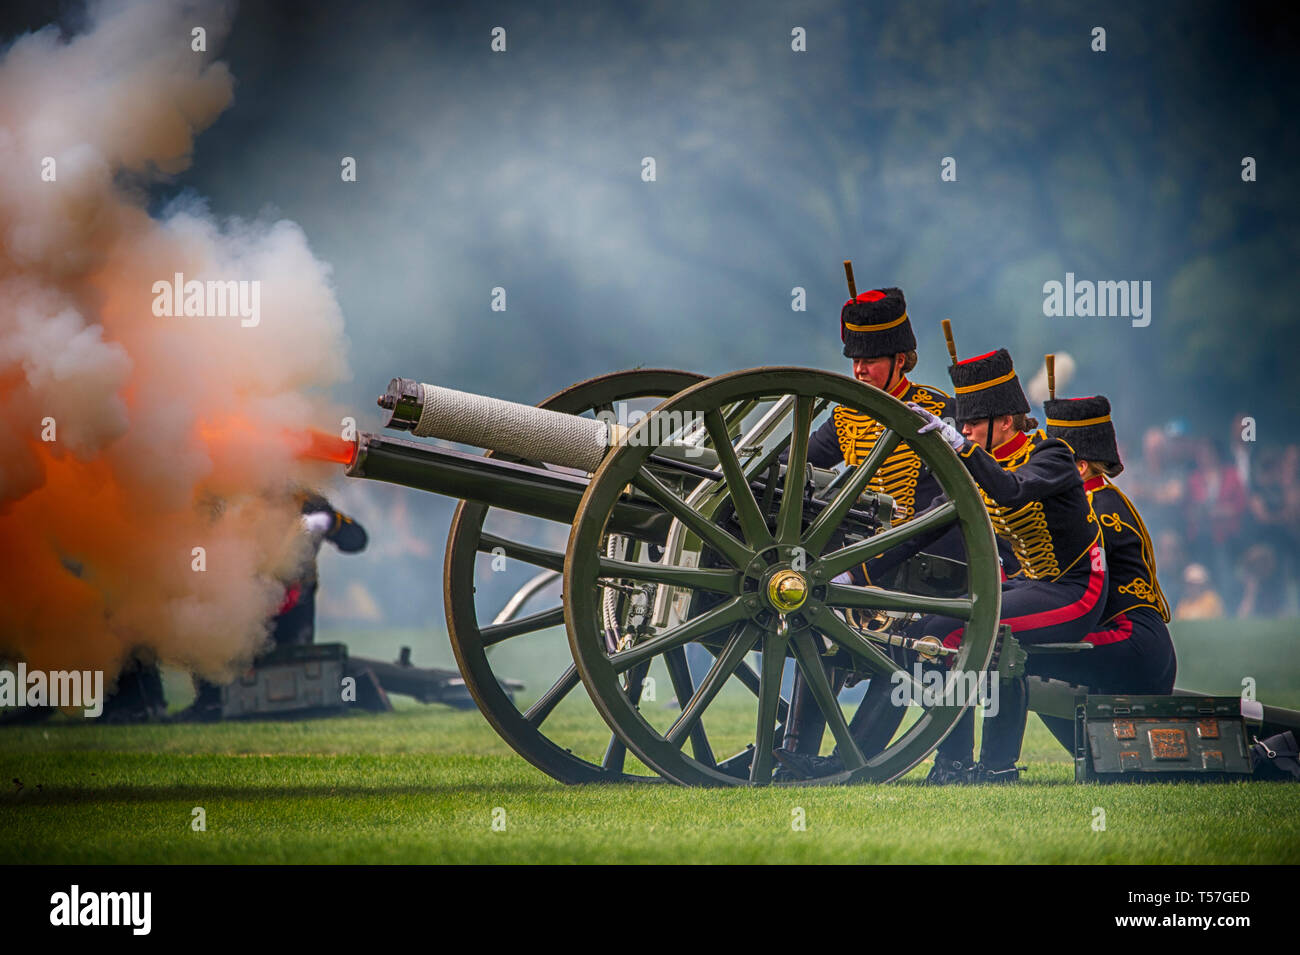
<box><xmin>177</xmin><ymin>489</ymin><xmax>368</xmax><ymax>721</ymax></box>
<box><xmin>906</xmin><ymin>347</ymin><xmax>1108</xmax><ymax>783</ymax></box>
<box><xmin>272</xmin><ymin>490</ymin><xmax>369</xmax><ymax>647</ymax></box>
<box><xmin>1031</xmin><ymin>394</ymin><xmax>1176</xmax><ymax>751</ymax></box>
<box><xmin>804</xmin><ymin>286</ymin><xmax>954</xmax><ymax>519</ymax></box>
<box><xmin>773</xmin><ymin>284</ymin><xmax>956</xmax><ymax>779</ymax></box>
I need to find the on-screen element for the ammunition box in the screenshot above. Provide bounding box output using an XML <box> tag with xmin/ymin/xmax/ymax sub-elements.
<box><xmin>221</xmin><ymin>643</ymin><xmax>348</xmax><ymax>719</ymax></box>
<box><xmin>1074</xmin><ymin>694</ymin><xmax>1253</xmax><ymax>782</ymax></box>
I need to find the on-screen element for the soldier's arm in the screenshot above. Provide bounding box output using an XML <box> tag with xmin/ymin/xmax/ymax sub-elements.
<box><xmin>956</xmin><ymin>440</ymin><xmax>1079</xmax><ymax>508</ymax></box>
<box><xmin>806</xmin><ymin>415</ymin><xmax>844</xmax><ymax>468</ymax></box>
<box><xmin>1093</xmin><ymin>487</ymin><xmax>1133</xmax><ymax>541</ymax></box>
<box><xmin>997</xmin><ymin>537</ymin><xmax>1022</xmax><ymax>578</ymax></box>
<box><xmin>326</xmin><ymin>511</ymin><xmax>368</xmax><ymax>553</ymax></box>
<box><xmin>858</xmin><ymin>491</ymin><xmax>954</xmax><ymax>582</ymax></box>
<box><xmin>305</xmin><ymin>496</ymin><xmax>369</xmax><ymax>553</ymax></box>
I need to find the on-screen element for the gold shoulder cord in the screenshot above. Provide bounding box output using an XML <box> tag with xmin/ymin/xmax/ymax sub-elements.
<box><xmin>833</xmin><ymin>405</ymin><xmax>923</xmax><ymax>523</ymax></box>
<box><xmin>908</xmin><ymin>386</ymin><xmax>949</xmax><ymax>418</ymax></box>
<box><xmin>979</xmin><ymin>432</ymin><xmax>1066</xmax><ymax>580</ymax></box>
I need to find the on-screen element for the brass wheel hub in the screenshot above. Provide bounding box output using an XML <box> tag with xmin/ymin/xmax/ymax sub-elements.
<box><xmin>766</xmin><ymin>569</ymin><xmax>809</xmax><ymax>613</ymax></box>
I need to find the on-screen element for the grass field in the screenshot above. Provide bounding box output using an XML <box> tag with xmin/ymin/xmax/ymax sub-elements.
<box><xmin>4</xmin><ymin>700</ymin><xmax>1300</xmax><ymax>864</ymax></box>
<box><xmin>3</xmin><ymin>625</ymin><xmax>1299</xmax><ymax>865</ymax></box>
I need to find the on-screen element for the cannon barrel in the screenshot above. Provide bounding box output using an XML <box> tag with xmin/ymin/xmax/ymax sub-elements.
<box><xmin>349</xmin><ymin>376</ymin><xmax>897</xmax><ymax>544</ymax></box>
<box><xmin>346</xmin><ymin>431</ymin><xmax>675</xmax><ymax>541</ymax></box>
<box><xmin>377</xmin><ymin>376</ymin><xmax>713</xmax><ymax>472</ymax></box>
<box><xmin>348</xmin><ymin>429</ymin><xmax>891</xmax><ymax>544</ymax></box>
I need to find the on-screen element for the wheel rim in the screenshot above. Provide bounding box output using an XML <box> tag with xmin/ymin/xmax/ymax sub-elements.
<box><xmin>445</xmin><ymin>369</ymin><xmax>705</xmax><ymax>783</ymax></box>
<box><xmin>565</xmin><ymin>367</ymin><xmax>1002</xmax><ymax>786</ymax></box>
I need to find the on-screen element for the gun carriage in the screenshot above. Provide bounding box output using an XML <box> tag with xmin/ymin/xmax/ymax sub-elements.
<box><xmin>341</xmin><ymin>365</ymin><xmax>1027</xmax><ymax>785</ymax></box>
<box><xmin>342</xmin><ymin>365</ymin><xmax>1300</xmax><ymax>784</ymax></box>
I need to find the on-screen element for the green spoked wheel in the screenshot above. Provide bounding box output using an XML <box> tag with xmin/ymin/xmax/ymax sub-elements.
<box><xmin>444</xmin><ymin>369</ymin><xmax>704</xmax><ymax>784</ymax></box>
<box><xmin>564</xmin><ymin>367</ymin><xmax>1003</xmax><ymax>786</ymax></box>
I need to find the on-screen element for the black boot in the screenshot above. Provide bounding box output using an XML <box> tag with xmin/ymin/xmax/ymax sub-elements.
<box><xmin>98</xmin><ymin>660</ymin><xmax>168</xmax><ymax>723</ymax></box>
<box><xmin>772</xmin><ymin>669</ymin><xmax>909</xmax><ymax>780</ymax></box>
<box><xmin>926</xmin><ymin>758</ymin><xmax>977</xmax><ymax>785</ymax></box>
<box><xmin>978</xmin><ymin>675</ymin><xmax>1029</xmax><ymax>771</ymax></box>
<box><xmin>772</xmin><ymin>749</ymin><xmax>843</xmax><ymax>781</ymax></box>
<box><xmin>972</xmin><ymin>762</ymin><xmax>1021</xmax><ymax>783</ymax></box>
<box><xmin>923</xmin><ymin>699</ymin><xmax>977</xmax><ymax>783</ymax></box>
<box><xmin>844</xmin><ymin>673</ymin><xmax>909</xmax><ymax>758</ymax></box>
<box><xmin>174</xmin><ymin>677</ymin><xmax>222</xmax><ymax>722</ymax></box>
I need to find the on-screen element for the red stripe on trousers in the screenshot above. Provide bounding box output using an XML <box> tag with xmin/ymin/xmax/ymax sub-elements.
<box><xmin>942</xmin><ymin>545</ymin><xmax>1106</xmax><ymax>649</ymax></box>
<box><xmin>1083</xmin><ymin>612</ymin><xmax>1134</xmax><ymax>647</ymax></box>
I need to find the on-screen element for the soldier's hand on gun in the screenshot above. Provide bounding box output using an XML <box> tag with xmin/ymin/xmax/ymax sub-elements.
<box><xmin>906</xmin><ymin>401</ymin><xmax>965</xmax><ymax>451</ymax></box>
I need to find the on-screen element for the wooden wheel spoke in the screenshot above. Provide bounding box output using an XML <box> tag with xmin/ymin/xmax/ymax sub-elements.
<box><xmin>789</xmin><ymin>631</ymin><xmax>866</xmax><ymax>771</ymax></box>
<box><xmin>750</xmin><ymin>636</ymin><xmax>788</xmax><ymax>784</ymax></box>
<box><xmin>607</xmin><ymin>597</ymin><xmax>747</xmax><ymax>674</ymax></box>
<box><xmin>813</xmin><ymin>610</ymin><xmax>925</xmax><ymax>694</ymax></box>
<box><xmin>632</xmin><ymin>467</ymin><xmax>752</xmax><ymax>568</ymax></box>
<box><xmin>480</xmin><ymin>605</ymin><xmax>566</xmax><ymax>646</ymax></box>
<box><xmin>802</xmin><ymin>429</ymin><xmax>901</xmax><ymax>555</ymax></box>
<box><xmin>666</xmin><ymin>623</ymin><xmax>761</xmax><ymax>750</ymax></box>
<box><xmin>663</xmin><ymin>648</ymin><xmax>716</xmax><ymax>766</ymax></box>
<box><xmin>597</xmin><ymin>556</ymin><xmax>739</xmax><ymax>595</ymax></box>
<box><xmin>603</xmin><ymin>661</ymin><xmax>652</xmax><ymax>772</ymax></box>
<box><xmin>477</xmin><ymin>534</ymin><xmax>566</xmax><ymax>573</ymax></box>
<box><xmin>776</xmin><ymin>395</ymin><xmax>814</xmax><ymax>544</ymax></box>
<box><xmin>524</xmin><ymin>664</ymin><xmax>581</xmax><ymax>726</ymax></box>
<box><xmin>704</xmin><ymin>409</ymin><xmax>775</xmax><ymax>550</ymax></box>
<box><xmin>602</xmin><ymin>733</ymin><xmax>628</xmax><ymax>774</ymax></box>
<box><xmin>720</xmin><ymin>654</ymin><xmax>789</xmax><ymax>723</ymax></box>
<box><xmin>823</xmin><ymin>582</ymin><xmax>974</xmax><ymax>620</ymax></box>
<box><xmin>817</xmin><ymin>499</ymin><xmax>958</xmax><ymax>578</ymax></box>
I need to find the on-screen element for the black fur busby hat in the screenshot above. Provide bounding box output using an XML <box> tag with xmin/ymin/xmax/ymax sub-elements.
<box><xmin>947</xmin><ymin>348</ymin><xmax>1030</xmax><ymax>421</ymax></box>
<box><xmin>840</xmin><ymin>287</ymin><xmax>916</xmax><ymax>359</ymax></box>
<box><xmin>1045</xmin><ymin>395</ymin><xmax>1122</xmax><ymax>475</ymax></box>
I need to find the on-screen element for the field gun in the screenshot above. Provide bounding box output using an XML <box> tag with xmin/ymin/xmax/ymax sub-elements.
<box><xmin>340</xmin><ymin>366</ymin><xmax>1300</xmax><ymax>784</ymax></box>
<box><xmin>343</xmin><ymin>367</ymin><xmax>1008</xmax><ymax>785</ymax></box>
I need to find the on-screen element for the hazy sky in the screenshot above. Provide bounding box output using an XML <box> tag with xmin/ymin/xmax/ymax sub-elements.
<box><xmin>146</xmin><ymin>0</ymin><xmax>1300</xmax><ymax>422</ymax></box>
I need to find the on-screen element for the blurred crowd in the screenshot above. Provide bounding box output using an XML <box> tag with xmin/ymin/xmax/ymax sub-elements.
<box><xmin>1123</xmin><ymin>413</ymin><xmax>1300</xmax><ymax>620</ymax></box>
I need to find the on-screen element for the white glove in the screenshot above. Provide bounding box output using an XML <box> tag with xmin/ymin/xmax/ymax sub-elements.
<box><xmin>301</xmin><ymin>511</ymin><xmax>333</xmax><ymax>538</ymax></box>
<box><xmin>907</xmin><ymin>401</ymin><xmax>964</xmax><ymax>451</ymax></box>
<box><xmin>831</xmin><ymin>571</ymin><xmax>855</xmax><ymax>586</ymax></box>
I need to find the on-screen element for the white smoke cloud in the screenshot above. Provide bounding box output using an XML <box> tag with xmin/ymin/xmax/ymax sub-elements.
<box><xmin>0</xmin><ymin>0</ymin><xmax>352</xmax><ymax>681</ymax></box>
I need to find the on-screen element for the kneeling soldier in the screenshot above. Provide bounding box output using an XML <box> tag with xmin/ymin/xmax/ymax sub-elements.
<box><xmin>773</xmin><ymin>281</ymin><xmax>956</xmax><ymax>779</ymax></box>
<box><xmin>1031</xmin><ymin>394</ymin><xmax>1177</xmax><ymax>752</ymax></box>
<box><xmin>907</xmin><ymin>348</ymin><xmax>1108</xmax><ymax>783</ymax></box>
<box><xmin>805</xmin><ymin>284</ymin><xmax>954</xmax><ymax>519</ymax></box>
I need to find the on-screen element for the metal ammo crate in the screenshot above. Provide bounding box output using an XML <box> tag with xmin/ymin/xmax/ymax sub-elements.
<box><xmin>221</xmin><ymin>643</ymin><xmax>348</xmax><ymax>719</ymax></box>
<box><xmin>1074</xmin><ymin>694</ymin><xmax>1253</xmax><ymax>782</ymax></box>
